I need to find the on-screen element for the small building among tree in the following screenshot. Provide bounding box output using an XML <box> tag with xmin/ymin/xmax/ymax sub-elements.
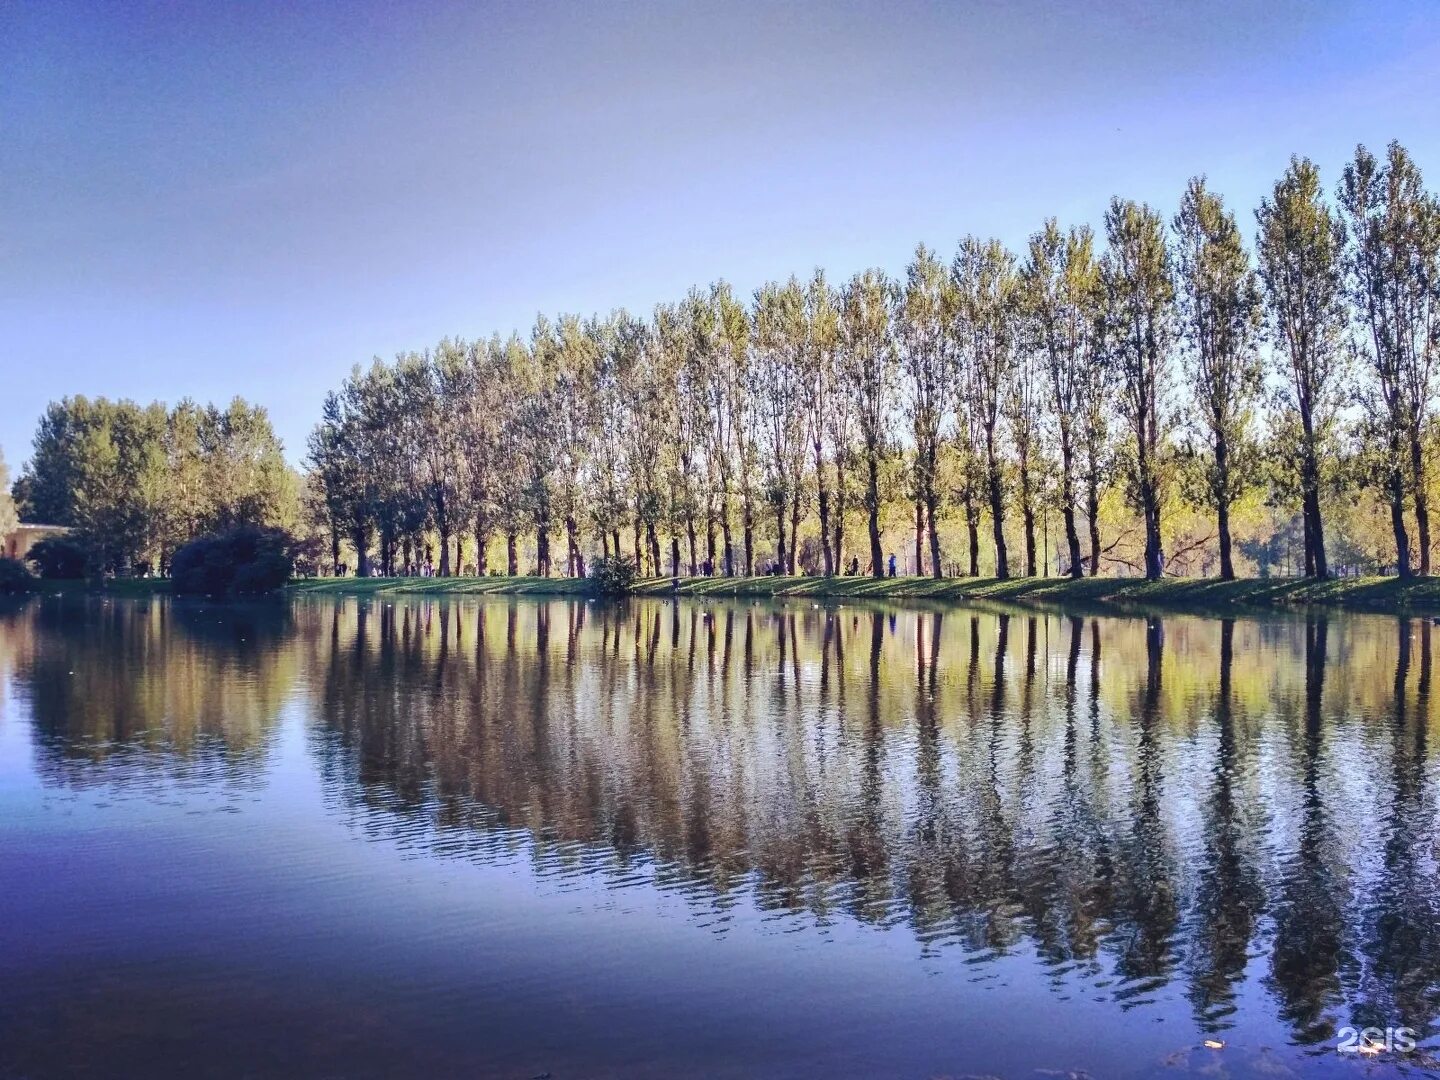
<box><xmin>2</xmin><ymin>523</ymin><xmax>71</xmax><ymax>562</ymax></box>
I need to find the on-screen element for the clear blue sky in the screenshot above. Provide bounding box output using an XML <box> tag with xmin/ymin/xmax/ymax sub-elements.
<box><xmin>4</xmin><ymin>0</ymin><xmax>1438</xmax><ymax>469</ymax></box>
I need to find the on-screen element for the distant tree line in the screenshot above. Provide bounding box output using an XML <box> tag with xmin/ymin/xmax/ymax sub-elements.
<box><xmin>11</xmin><ymin>396</ymin><xmax>297</xmax><ymax>575</ymax></box>
<box><xmin>305</xmin><ymin>143</ymin><xmax>1440</xmax><ymax>582</ymax></box>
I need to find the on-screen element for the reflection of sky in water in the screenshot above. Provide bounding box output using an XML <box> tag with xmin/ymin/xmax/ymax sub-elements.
<box><xmin>1</xmin><ymin>594</ymin><xmax>1438</xmax><ymax>1079</ymax></box>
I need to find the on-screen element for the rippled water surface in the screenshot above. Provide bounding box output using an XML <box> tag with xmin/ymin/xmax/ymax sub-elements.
<box><xmin>3</xmin><ymin>594</ymin><xmax>1440</xmax><ymax>1078</ymax></box>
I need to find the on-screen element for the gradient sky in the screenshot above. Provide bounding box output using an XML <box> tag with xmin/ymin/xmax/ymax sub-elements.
<box><xmin>4</xmin><ymin>0</ymin><xmax>1439</xmax><ymax>470</ymax></box>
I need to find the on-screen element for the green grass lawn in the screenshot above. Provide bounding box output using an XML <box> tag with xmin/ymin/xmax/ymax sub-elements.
<box><xmin>285</xmin><ymin>572</ymin><xmax>1440</xmax><ymax>613</ymax></box>
<box><xmin>288</xmin><ymin>575</ymin><xmax>591</xmax><ymax>597</ymax></box>
<box><xmin>28</xmin><ymin>572</ymin><xmax>1440</xmax><ymax>613</ymax></box>
<box><xmin>30</xmin><ymin>578</ymin><xmax>173</xmax><ymax>597</ymax></box>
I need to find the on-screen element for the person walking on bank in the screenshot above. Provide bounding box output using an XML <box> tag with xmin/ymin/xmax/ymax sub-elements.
<box><xmin>888</xmin><ymin>553</ymin><xmax>897</xmax><ymax>578</ymax></box>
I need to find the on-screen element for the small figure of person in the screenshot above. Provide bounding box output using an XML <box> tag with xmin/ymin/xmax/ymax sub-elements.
<box><xmin>887</xmin><ymin>552</ymin><xmax>897</xmax><ymax>578</ymax></box>
<box><xmin>847</xmin><ymin>556</ymin><xmax>859</xmax><ymax>576</ymax></box>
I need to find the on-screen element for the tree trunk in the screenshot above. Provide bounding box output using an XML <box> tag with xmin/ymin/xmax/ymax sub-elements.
<box><xmin>1307</xmin><ymin>487</ymin><xmax>1329</xmax><ymax>578</ymax></box>
<box><xmin>1302</xmin><ymin>499</ymin><xmax>1316</xmax><ymax>578</ymax></box>
<box><xmin>1217</xmin><ymin>497</ymin><xmax>1234</xmax><ymax>580</ymax></box>
<box><xmin>671</xmin><ymin>535</ymin><xmax>681</xmax><ymax>577</ymax></box>
<box><xmin>565</xmin><ymin>515</ymin><xmax>583</xmax><ymax>577</ymax></box>
<box><xmin>1062</xmin><ymin>498</ymin><xmax>1081</xmax><ymax>577</ymax></box>
<box><xmin>817</xmin><ymin>471</ymin><xmax>833</xmax><ymax>575</ymax></box>
<box><xmin>506</xmin><ymin>532</ymin><xmax>518</xmax><ymax>576</ymax></box>
<box><xmin>926</xmin><ymin>491</ymin><xmax>942</xmax><ymax>580</ymax></box>
<box><xmin>1388</xmin><ymin>440</ymin><xmax>1412</xmax><ymax>579</ymax></box>
<box><xmin>743</xmin><ymin>494</ymin><xmax>755</xmax><ymax>576</ymax></box>
<box><xmin>986</xmin><ymin>434</ymin><xmax>1008</xmax><ymax>579</ymax></box>
<box><xmin>476</xmin><ymin>529</ymin><xmax>489</xmax><ymax>576</ymax></box>
<box><xmin>686</xmin><ymin>516</ymin><xmax>698</xmax><ymax>575</ymax></box>
<box><xmin>1411</xmin><ymin>431</ymin><xmax>1431</xmax><ymax>575</ymax></box>
<box><xmin>1300</xmin><ymin>426</ymin><xmax>1327</xmax><ymax>578</ymax></box>
<box><xmin>380</xmin><ymin>521</ymin><xmax>394</xmax><ymax>576</ymax></box>
<box><xmin>1021</xmin><ymin>487</ymin><xmax>1037</xmax><ymax>577</ymax></box>
<box><xmin>1086</xmin><ymin>474</ymin><xmax>1101</xmax><ymax>577</ymax></box>
<box><xmin>1138</xmin><ymin>431</ymin><xmax>1162</xmax><ymax>580</ymax></box>
<box><xmin>774</xmin><ymin>498</ymin><xmax>787</xmax><ymax>575</ymax></box>
<box><xmin>354</xmin><ymin>526</ymin><xmax>371</xmax><ymax>577</ymax></box>
<box><xmin>866</xmin><ymin>447</ymin><xmax>883</xmax><ymax>579</ymax></box>
<box><xmin>1143</xmin><ymin>497</ymin><xmax>1162</xmax><ymax>579</ymax></box>
<box><xmin>1213</xmin><ymin>435</ymin><xmax>1234</xmax><ymax>580</ymax></box>
<box><xmin>1059</xmin><ymin>436</ymin><xmax>1082</xmax><ymax>578</ymax></box>
<box><xmin>964</xmin><ymin>491</ymin><xmax>980</xmax><ymax>577</ymax></box>
<box><xmin>536</xmin><ymin>527</ymin><xmax>550</xmax><ymax>576</ymax></box>
<box><xmin>913</xmin><ymin>498</ymin><xmax>924</xmax><ymax>576</ymax></box>
<box><xmin>788</xmin><ymin>494</ymin><xmax>800</xmax><ymax>575</ymax></box>
<box><xmin>832</xmin><ymin>457</ymin><xmax>846</xmax><ymax>573</ymax></box>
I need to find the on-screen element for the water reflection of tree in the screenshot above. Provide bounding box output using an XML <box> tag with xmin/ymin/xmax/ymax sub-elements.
<box><xmin>1268</xmin><ymin>615</ymin><xmax>1346</xmax><ymax>1042</ymax></box>
<box><xmin>300</xmin><ymin>597</ymin><xmax>1440</xmax><ymax>1046</ymax></box>
<box><xmin>1185</xmin><ymin>619</ymin><xmax>1265</xmax><ymax>1031</ymax></box>
<box><xmin>1355</xmin><ymin>619</ymin><xmax>1440</xmax><ymax>1042</ymax></box>
<box><xmin>11</xmin><ymin>598</ymin><xmax>293</xmax><ymax>788</ymax></box>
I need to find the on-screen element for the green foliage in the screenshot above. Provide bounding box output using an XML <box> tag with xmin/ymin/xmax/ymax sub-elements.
<box><xmin>587</xmin><ymin>553</ymin><xmax>637</xmax><ymax>596</ymax></box>
<box><xmin>15</xmin><ymin>395</ymin><xmax>296</xmax><ymax>574</ymax></box>
<box><xmin>171</xmin><ymin>526</ymin><xmax>296</xmax><ymax>597</ymax></box>
<box><xmin>25</xmin><ymin>536</ymin><xmax>89</xmax><ymax>579</ymax></box>
<box><xmin>0</xmin><ymin>556</ymin><xmax>35</xmax><ymax>595</ymax></box>
<box><xmin>0</xmin><ymin>447</ymin><xmax>17</xmax><ymax>538</ymax></box>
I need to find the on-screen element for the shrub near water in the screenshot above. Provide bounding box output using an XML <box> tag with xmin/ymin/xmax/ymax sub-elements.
<box><xmin>587</xmin><ymin>554</ymin><xmax>637</xmax><ymax>596</ymax></box>
<box><xmin>0</xmin><ymin>557</ymin><xmax>36</xmax><ymax>595</ymax></box>
<box><xmin>171</xmin><ymin>526</ymin><xmax>296</xmax><ymax>597</ymax></box>
<box><xmin>25</xmin><ymin>536</ymin><xmax>90</xmax><ymax>579</ymax></box>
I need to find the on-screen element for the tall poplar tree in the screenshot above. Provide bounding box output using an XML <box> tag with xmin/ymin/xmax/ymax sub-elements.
<box><xmin>1173</xmin><ymin>177</ymin><xmax>1263</xmax><ymax>580</ymax></box>
<box><xmin>752</xmin><ymin>278</ymin><xmax>810</xmax><ymax>573</ymax></box>
<box><xmin>1255</xmin><ymin>157</ymin><xmax>1347</xmax><ymax>579</ymax></box>
<box><xmin>1022</xmin><ymin>220</ymin><xmax>1101</xmax><ymax>577</ymax></box>
<box><xmin>1101</xmin><ymin>198</ymin><xmax>1175</xmax><ymax>580</ymax></box>
<box><xmin>803</xmin><ymin>270</ymin><xmax>842</xmax><ymax>575</ymax></box>
<box><xmin>839</xmin><ymin>269</ymin><xmax>897</xmax><ymax>578</ymax></box>
<box><xmin>954</xmin><ymin>237</ymin><xmax>1017</xmax><ymax>579</ymax></box>
<box><xmin>1339</xmin><ymin>141</ymin><xmax>1440</xmax><ymax>576</ymax></box>
<box><xmin>898</xmin><ymin>244</ymin><xmax>954</xmax><ymax>578</ymax></box>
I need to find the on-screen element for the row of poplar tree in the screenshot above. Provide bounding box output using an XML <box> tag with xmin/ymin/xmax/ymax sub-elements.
<box><xmin>291</xmin><ymin>141</ymin><xmax>1434</xmax><ymax>582</ymax></box>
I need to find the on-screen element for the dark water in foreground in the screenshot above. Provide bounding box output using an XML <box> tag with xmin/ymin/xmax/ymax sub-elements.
<box><xmin>2</xmin><ymin>595</ymin><xmax>1439</xmax><ymax>1079</ymax></box>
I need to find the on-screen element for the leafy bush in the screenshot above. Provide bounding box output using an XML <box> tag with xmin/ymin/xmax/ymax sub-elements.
<box><xmin>588</xmin><ymin>553</ymin><xmax>637</xmax><ymax>596</ymax></box>
<box><xmin>0</xmin><ymin>557</ymin><xmax>36</xmax><ymax>595</ymax></box>
<box><xmin>25</xmin><ymin>536</ymin><xmax>89</xmax><ymax>579</ymax></box>
<box><xmin>171</xmin><ymin>525</ymin><xmax>296</xmax><ymax>597</ymax></box>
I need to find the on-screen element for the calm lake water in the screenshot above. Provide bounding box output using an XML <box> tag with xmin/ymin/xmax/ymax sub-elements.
<box><xmin>2</xmin><ymin>594</ymin><xmax>1439</xmax><ymax>1079</ymax></box>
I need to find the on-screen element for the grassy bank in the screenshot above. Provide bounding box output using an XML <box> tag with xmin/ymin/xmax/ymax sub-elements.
<box><xmin>31</xmin><ymin>578</ymin><xmax>173</xmax><ymax>597</ymax></box>
<box><xmin>286</xmin><ymin>573</ymin><xmax>1440</xmax><ymax>613</ymax></box>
